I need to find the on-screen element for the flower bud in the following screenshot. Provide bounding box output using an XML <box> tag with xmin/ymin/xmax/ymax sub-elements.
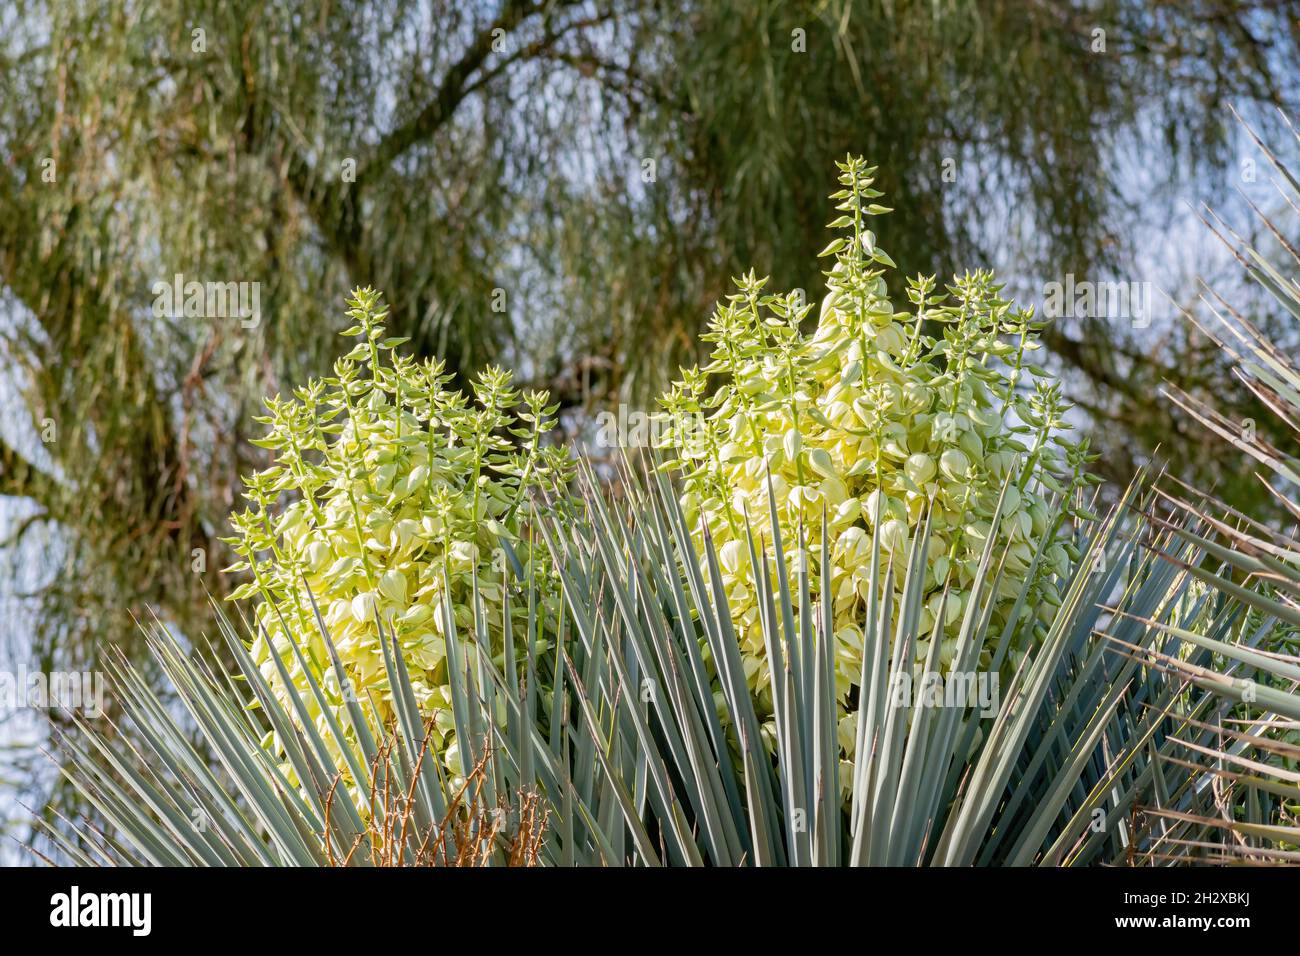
<box><xmin>783</xmin><ymin>428</ymin><xmax>802</xmax><ymax>461</ymax></box>
<box><xmin>379</xmin><ymin>568</ymin><xmax>407</xmax><ymax>605</ymax></box>
<box><xmin>905</xmin><ymin>452</ymin><xmax>936</xmax><ymax>486</ymax></box>
<box><xmin>351</xmin><ymin>591</ymin><xmax>378</xmax><ymax>623</ymax></box>
<box><xmin>719</xmin><ymin>539</ymin><xmax>746</xmax><ymax>575</ymax></box>
<box><xmin>807</xmin><ymin>447</ymin><xmax>837</xmax><ymax>479</ymax></box>
<box><xmin>939</xmin><ymin>447</ymin><xmax>971</xmax><ymax>481</ymax></box>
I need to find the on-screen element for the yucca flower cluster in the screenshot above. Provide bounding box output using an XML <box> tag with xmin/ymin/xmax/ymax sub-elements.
<box><xmin>224</xmin><ymin>288</ymin><xmax>571</xmax><ymax>782</ymax></box>
<box><xmin>658</xmin><ymin>157</ymin><xmax>1098</xmax><ymax>727</ymax></box>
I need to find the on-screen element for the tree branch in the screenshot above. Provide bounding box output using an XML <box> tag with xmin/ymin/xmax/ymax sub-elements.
<box><xmin>0</xmin><ymin>436</ymin><xmax>60</xmax><ymax>513</ymax></box>
<box><xmin>356</xmin><ymin>0</ymin><xmax>555</xmax><ymax>187</ymax></box>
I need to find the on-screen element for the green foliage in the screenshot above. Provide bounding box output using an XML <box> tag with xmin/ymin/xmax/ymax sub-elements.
<box><xmin>223</xmin><ymin>289</ymin><xmax>572</xmax><ymax>780</ymax></box>
<box><xmin>46</xmin><ymin>454</ymin><xmax>1300</xmax><ymax>866</ymax></box>
<box><xmin>40</xmin><ymin>607</ymin><xmax>547</xmax><ymax>866</ymax></box>
<box><xmin>536</xmin><ymin>456</ymin><xmax>1300</xmax><ymax>865</ymax></box>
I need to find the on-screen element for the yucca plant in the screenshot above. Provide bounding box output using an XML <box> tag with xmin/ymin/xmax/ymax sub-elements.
<box><xmin>43</xmin><ymin>456</ymin><xmax>1298</xmax><ymax>865</ymax></box>
<box><xmin>529</xmin><ymin>451</ymin><xmax>1297</xmax><ymax>865</ymax></box>
<box><xmin>528</xmin><ymin>154</ymin><xmax>1297</xmax><ymax>864</ymax></box>
<box><xmin>43</xmin><ymin>149</ymin><xmax>1300</xmax><ymax>866</ymax></box>
<box><xmin>655</xmin><ymin>158</ymin><xmax>1097</xmax><ymax>804</ymax></box>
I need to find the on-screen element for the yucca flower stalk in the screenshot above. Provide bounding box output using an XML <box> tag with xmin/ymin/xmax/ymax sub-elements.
<box><xmin>222</xmin><ymin>288</ymin><xmax>573</xmax><ymax>785</ymax></box>
<box><xmin>658</xmin><ymin>157</ymin><xmax>1100</xmax><ymax>757</ymax></box>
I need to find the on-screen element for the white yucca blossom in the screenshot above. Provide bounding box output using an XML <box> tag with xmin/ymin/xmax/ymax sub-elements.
<box><xmin>224</xmin><ymin>288</ymin><xmax>571</xmax><ymax>786</ymax></box>
<box><xmin>658</xmin><ymin>157</ymin><xmax>1099</xmax><ymax>747</ymax></box>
